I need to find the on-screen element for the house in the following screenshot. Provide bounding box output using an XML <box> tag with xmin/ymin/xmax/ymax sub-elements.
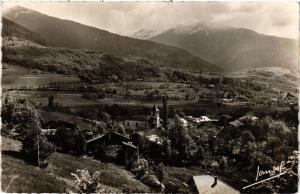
<box><xmin>122</xmin><ymin>142</ymin><xmax>139</xmax><ymax>166</ymax></box>
<box><xmin>132</xmin><ymin>129</ymin><xmax>167</xmax><ymax>162</ymax></box>
<box><xmin>121</xmin><ymin>120</ymin><xmax>149</xmax><ymax>131</ymax></box>
<box><xmin>187</xmin><ymin>115</ymin><xmax>218</xmax><ymax>126</ymax></box>
<box><xmin>238</xmin><ymin>115</ymin><xmax>258</xmax><ymax>124</ymax></box>
<box><xmin>188</xmin><ymin>175</ymin><xmax>240</xmax><ymax>194</ymax></box>
<box><xmin>41</xmin><ymin>128</ymin><xmax>57</xmax><ymax>136</ymax></box>
<box><xmin>229</xmin><ymin>114</ymin><xmax>258</xmax><ymax>129</ymax></box>
<box><xmin>229</xmin><ymin>119</ymin><xmax>244</xmax><ymax>128</ymax></box>
<box><xmin>146</xmin><ymin>134</ymin><xmax>164</xmax><ymax>145</ymax></box>
<box><xmin>85</xmin><ymin>132</ymin><xmax>138</xmax><ymax>166</ymax></box>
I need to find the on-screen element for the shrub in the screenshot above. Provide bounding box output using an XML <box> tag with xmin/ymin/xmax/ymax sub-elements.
<box><xmin>71</xmin><ymin>169</ymin><xmax>97</xmax><ymax>193</ymax></box>
<box><xmin>131</xmin><ymin>159</ymin><xmax>165</xmax><ymax>192</ymax></box>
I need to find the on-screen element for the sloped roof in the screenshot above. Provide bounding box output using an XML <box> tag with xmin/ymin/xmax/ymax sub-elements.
<box><xmin>191</xmin><ymin>175</ymin><xmax>240</xmax><ymax>194</ymax></box>
<box><xmin>122</xmin><ymin>142</ymin><xmax>138</xmax><ymax>149</ymax></box>
<box><xmin>86</xmin><ymin>132</ymin><xmax>130</xmax><ymax>144</ymax></box>
<box><xmin>229</xmin><ymin>120</ymin><xmax>244</xmax><ymax>128</ymax></box>
<box><xmin>152</xmin><ymin>104</ymin><xmax>159</xmax><ymax>112</ymax></box>
<box><xmin>187</xmin><ymin>116</ymin><xmax>218</xmax><ymax>123</ymax></box>
<box><xmin>238</xmin><ymin>115</ymin><xmax>258</xmax><ymax>123</ymax></box>
<box><xmin>146</xmin><ymin>134</ymin><xmax>163</xmax><ymax>145</ymax></box>
<box><xmin>86</xmin><ymin>134</ymin><xmax>105</xmax><ymax>143</ymax></box>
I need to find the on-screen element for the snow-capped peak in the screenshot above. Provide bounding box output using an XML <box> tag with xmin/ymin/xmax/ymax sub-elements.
<box><xmin>4</xmin><ymin>6</ymin><xmax>34</xmax><ymax>18</ymax></box>
<box><xmin>169</xmin><ymin>22</ymin><xmax>233</xmax><ymax>35</ymax></box>
<box><xmin>128</xmin><ymin>29</ymin><xmax>166</xmax><ymax>40</ymax></box>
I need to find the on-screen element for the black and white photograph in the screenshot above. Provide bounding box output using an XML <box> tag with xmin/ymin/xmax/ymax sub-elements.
<box><xmin>1</xmin><ymin>2</ymin><xmax>299</xmax><ymax>193</ymax></box>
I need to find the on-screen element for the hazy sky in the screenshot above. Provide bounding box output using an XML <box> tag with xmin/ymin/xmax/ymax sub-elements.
<box><xmin>2</xmin><ymin>2</ymin><xmax>299</xmax><ymax>39</ymax></box>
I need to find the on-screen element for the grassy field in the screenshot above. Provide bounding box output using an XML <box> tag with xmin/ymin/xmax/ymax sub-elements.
<box><xmin>1</xmin><ymin>137</ymin><xmax>215</xmax><ymax>193</ymax></box>
<box><xmin>1</xmin><ymin>137</ymin><xmax>212</xmax><ymax>193</ymax></box>
<box><xmin>39</xmin><ymin>110</ymin><xmax>93</xmax><ymax>131</ymax></box>
<box><xmin>1</xmin><ymin>136</ymin><xmax>150</xmax><ymax>193</ymax></box>
<box><xmin>1</xmin><ymin>137</ymin><xmax>68</xmax><ymax>192</ymax></box>
<box><xmin>2</xmin><ymin>63</ymin><xmax>80</xmax><ymax>89</ymax></box>
<box><xmin>7</xmin><ymin>91</ymin><xmax>99</xmax><ymax>108</ymax></box>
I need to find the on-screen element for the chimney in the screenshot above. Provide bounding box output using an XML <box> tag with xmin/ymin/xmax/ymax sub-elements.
<box><xmin>211</xmin><ymin>176</ymin><xmax>217</xmax><ymax>188</ymax></box>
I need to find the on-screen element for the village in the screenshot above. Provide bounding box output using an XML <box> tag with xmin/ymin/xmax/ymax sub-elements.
<box><xmin>1</xmin><ymin>84</ymin><xmax>298</xmax><ymax>193</ymax></box>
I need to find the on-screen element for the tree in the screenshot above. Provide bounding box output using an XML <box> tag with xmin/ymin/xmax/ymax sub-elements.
<box><xmin>219</xmin><ymin>156</ymin><xmax>228</xmax><ymax>172</ymax></box>
<box><xmin>179</xmin><ymin>133</ymin><xmax>197</xmax><ymax>163</ymax></box>
<box><xmin>153</xmin><ymin>163</ymin><xmax>165</xmax><ymax>182</ymax></box>
<box><xmin>168</xmin><ymin>115</ymin><xmax>184</xmax><ymax>147</ymax></box>
<box><xmin>94</xmin><ymin>121</ymin><xmax>106</xmax><ymax>135</ymax></box>
<box><xmin>98</xmin><ymin>111</ymin><xmax>111</xmax><ymax>123</ymax></box>
<box><xmin>162</xmin><ymin>96</ymin><xmax>168</xmax><ymax>129</ymax></box>
<box><xmin>48</xmin><ymin>95</ymin><xmax>55</xmax><ymax>111</ymax></box>
<box><xmin>54</xmin><ymin>127</ymin><xmax>86</xmax><ymax>155</ymax></box>
<box><xmin>1</xmin><ymin>103</ymin><xmax>15</xmax><ymax>124</ymax></box>
<box><xmin>116</xmin><ymin>124</ymin><xmax>125</xmax><ymax>135</ymax></box>
<box><xmin>21</xmin><ymin>107</ymin><xmax>55</xmax><ymax>166</ymax></box>
<box><xmin>195</xmin><ymin>146</ymin><xmax>205</xmax><ymax>163</ymax></box>
<box><xmin>231</xmin><ymin>130</ymin><xmax>257</xmax><ymax>168</ymax></box>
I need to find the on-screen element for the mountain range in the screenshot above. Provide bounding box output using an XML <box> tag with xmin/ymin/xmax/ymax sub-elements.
<box><xmin>132</xmin><ymin>23</ymin><xmax>298</xmax><ymax>71</ymax></box>
<box><xmin>3</xmin><ymin>6</ymin><xmax>298</xmax><ymax>73</ymax></box>
<box><xmin>3</xmin><ymin>6</ymin><xmax>220</xmax><ymax>73</ymax></box>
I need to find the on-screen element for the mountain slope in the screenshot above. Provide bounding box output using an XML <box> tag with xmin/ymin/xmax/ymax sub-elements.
<box><xmin>3</xmin><ymin>6</ymin><xmax>221</xmax><ymax>72</ymax></box>
<box><xmin>2</xmin><ymin>17</ymin><xmax>50</xmax><ymax>46</ymax></box>
<box><xmin>1</xmin><ymin>18</ymin><xmax>180</xmax><ymax>82</ymax></box>
<box><xmin>148</xmin><ymin>23</ymin><xmax>298</xmax><ymax>71</ymax></box>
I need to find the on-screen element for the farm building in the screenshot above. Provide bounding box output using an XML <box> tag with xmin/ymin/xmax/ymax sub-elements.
<box><xmin>188</xmin><ymin>175</ymin><xmax>240</xmax><ymax>194</ymax></box>
<box><xmin>85</xmin><ymin>132</ymin><xmax>138</xmax><ymax>166</ymax></box>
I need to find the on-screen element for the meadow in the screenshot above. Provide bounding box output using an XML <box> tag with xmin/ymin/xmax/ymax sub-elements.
<box><xmin>2</xmin><ymin>63</ymin><xmax>80</xmax><ymax>89</ymax></box>
<box><xmin>1</xmin><ymin>137</ymin><xmax>150</xmax><ymax>193</ymax></box>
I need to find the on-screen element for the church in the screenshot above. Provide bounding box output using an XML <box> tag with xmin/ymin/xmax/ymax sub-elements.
<box><xmin>148</xmin><ymin>104</ymin><xmax>161</xmax><ymax>129</ymax></box>
<box><xmin>121</xmin><ymin>104</ymin><xmax>163</xmax><ymax>131</ymax></box>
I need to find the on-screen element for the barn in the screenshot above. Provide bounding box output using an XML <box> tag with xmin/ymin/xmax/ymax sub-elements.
<box><xmin>85</xmin><ymin>132</ymin><xmax>138</xmax><ymax>166</ymax></box>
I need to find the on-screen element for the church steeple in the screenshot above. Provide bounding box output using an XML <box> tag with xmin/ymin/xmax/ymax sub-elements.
<box><xmin>152</xmin><ymin>105</ymin><xmax>159</xmax><ymax>115</ymax></box>
<box><xmin>149</xmin><ymin>104</ymin><xmax>160</xmax><ymax>128</ymax></box>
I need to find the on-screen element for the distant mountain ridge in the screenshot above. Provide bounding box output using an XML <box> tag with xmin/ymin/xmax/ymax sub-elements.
<box><xmin>132</xmin><ymin>23</ymin><xmax>298</xmax><ymax>71</ymax></box>
<box><xmin>3</xmin><ymin>6</ymin><xmax>221</xmax><ymax>72</ymax></box>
